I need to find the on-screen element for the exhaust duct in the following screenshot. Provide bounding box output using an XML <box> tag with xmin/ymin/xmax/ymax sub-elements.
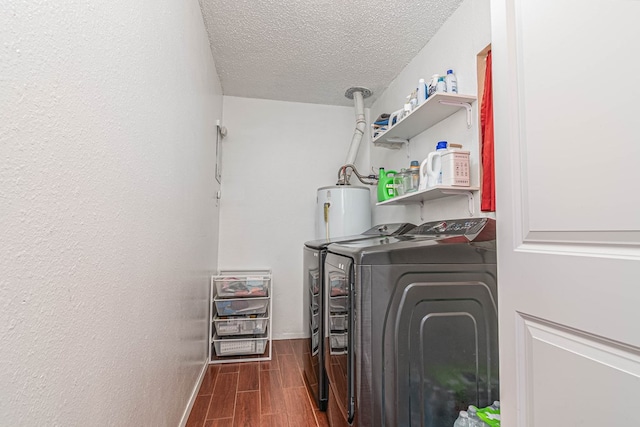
<box><xmin>339</xmin><ymin>87</ymin><xmax>373</xmax><ymax>186</ymax></box>
<box><xmin>343</xmin><ymin>86</ymin><xmax>372</xmax><ymax>166</ymax></box>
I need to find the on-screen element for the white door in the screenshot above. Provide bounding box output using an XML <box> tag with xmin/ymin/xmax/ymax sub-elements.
<box><xmin>491</xmin><ymin>0</ymin><xmax>640</xmax><ymax>425</ymax></box>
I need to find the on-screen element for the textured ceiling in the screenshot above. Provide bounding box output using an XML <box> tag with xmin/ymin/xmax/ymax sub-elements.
<box><xmin>199</xmin><ymin>0</ymin><xmax>464</xmax><ymax>107</ymax></box>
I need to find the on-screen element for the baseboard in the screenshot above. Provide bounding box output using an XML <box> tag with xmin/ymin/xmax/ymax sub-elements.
<box><xmin>273</xmin><ymin>331</ymin><xmax>309</xmax><ymax>340</ymax></box>
<box><xmin>179</xmin><ymin>360</ymin><xmax>208</xmax><ymax>427</ymax></box>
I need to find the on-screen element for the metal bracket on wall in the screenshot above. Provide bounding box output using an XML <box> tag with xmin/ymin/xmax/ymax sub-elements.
<box><xmin>215</xmin><ymin>119</ymin><xmax>226</xmax><ymax>185</ymax></box>
<box><xmin>441</xmin><ymin>190</ymin><xmax>475</xmax><ymax>215</ymax></box>
<box><xmin>438</xmin><ymin>100</ymin><xmax>473</xmax><ymax>128</ymax></box>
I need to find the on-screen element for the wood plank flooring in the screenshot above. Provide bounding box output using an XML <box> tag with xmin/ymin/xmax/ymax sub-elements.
<box><xmin>186</xmin><ymin>339</ymin><xmax>329</xmax><ymax>427</ymax></box>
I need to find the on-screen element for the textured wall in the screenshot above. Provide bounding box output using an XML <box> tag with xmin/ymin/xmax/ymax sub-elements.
<box><xmin>218</xmin><ymin>96</ymin><xmax>370</xmax><ymax>339</ymax></box>
<box><xmin>370</xmin><ymin>0</ymin><xmax>493</xmax><ymax>224</ymax></box>
<box><xmin>0</xmin><ymin>0</ymin><xmax>223</xmax><ymax>425</ymax></box>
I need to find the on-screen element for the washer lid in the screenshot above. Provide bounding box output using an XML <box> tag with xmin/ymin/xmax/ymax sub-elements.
<box><xmin>304</xmin><ymin>223</ymin><xmax>415</xmax><ymax>250</ymax></box>
<box><xmin>326</xmin><ymin>218</ymin><xmax>496</xmax><ymax>265</ymax></box>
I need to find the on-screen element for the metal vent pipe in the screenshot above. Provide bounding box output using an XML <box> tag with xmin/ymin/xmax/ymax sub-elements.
<box><xmin>344</xmin><ymin>87</ymin><xmax>372</xmax><ymax>166</ymax></box>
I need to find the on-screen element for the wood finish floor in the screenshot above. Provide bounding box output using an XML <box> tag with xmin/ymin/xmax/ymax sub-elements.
<box><xmin>186</xmin><ymin>339</ymin><xmax>329</xmax><ymax>427</ymax></box>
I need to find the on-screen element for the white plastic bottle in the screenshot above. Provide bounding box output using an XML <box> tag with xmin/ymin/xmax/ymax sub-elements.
<box><xmin>437</xmin><ymin>76</ymin><xmax>446</xmax><ymax>92</ymax></box>
<box><xmin>418</xmin><ymin>78</ymin><xmax>426</xmax><ymax>104</ymax></box>
<box><xmin>453</xmin><ymin>410</ymin><xmax>470</xmax><ymax>427</ymax></box>
<box><xmin>445</xmin><ymin>69</ymin><xmax>458</xmax><ymax>93</ymax></box>
<box><xmin>467</xmin><ymin>405</ymin><xmax>488</xmax><ymax>427</ymax></box>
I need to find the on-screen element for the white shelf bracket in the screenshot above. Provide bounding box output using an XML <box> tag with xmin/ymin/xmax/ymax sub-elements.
<box><xmin>439</xmin><ymin>100</ymin><xmax>473</xmax><ymax>128</ymax></box>
<box><xmin>373</xmin><ymin>137</ymin><xmax>408</xmax><ymax>150</ymax></box>
<box><xmin>441</xmin><ymin>190</ymin><xmax>475</xmax><ymax>215</ymax></box>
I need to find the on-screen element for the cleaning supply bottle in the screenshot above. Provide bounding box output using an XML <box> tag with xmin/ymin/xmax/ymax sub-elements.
<box><xmin>418</xmin><ymin>78</ymin><xmax>427</xmax><ymax>104</ymax></box>
<box><xmin>377</xmin><ymin>168</ymin><xmax>397</xmax><ymax>202</ymax></box>
<box><xmin>445</xmin><ymin>69</ymin><xmax>458</xmax><ymax>93</ymax></box>
<box><xmin>425</xmin><ymin>141</ymin><xmax>448</xmax><ymax>187</ymax></box>
<box><xmin>437</xmin><ymin>76</ymin><xmax>446</xmax><ymax>92</ymax></box>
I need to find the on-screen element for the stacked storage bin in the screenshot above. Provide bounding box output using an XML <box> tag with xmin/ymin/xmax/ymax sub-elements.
<box><xmin>210</xmin><ymin>270</ymin><xmax>272</xmax><ymax>363</ymax></box>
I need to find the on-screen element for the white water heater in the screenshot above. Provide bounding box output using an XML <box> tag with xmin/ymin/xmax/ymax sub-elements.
<box><xmin>315</xmin><ymin>186</ymin><xmax>371</xmax><ymax>240</ymax></box>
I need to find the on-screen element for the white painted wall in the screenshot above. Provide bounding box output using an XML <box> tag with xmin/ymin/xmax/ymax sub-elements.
<box><xmin>1</xmin><ymin>1</ymin><xmax>222</xmax><ymax>425</ymax></box>
<box><xmin>371</xmin><ymin>0</ymin><xmax>493</xmax><ymax>224</ymax></box>
<box><xmin>218</xmin><ymin>96</ymin><xmax>370</xmax><ymax>339</ymax></box>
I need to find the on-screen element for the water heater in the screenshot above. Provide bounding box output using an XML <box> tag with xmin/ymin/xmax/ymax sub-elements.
<box><xmin>315</xmin><ymin>186</ymin><xmax>371</xmax><ymax>240</ymax></box>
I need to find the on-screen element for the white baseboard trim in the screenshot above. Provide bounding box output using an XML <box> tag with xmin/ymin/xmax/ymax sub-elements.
<box><xmin>179</xmin><ymin>360</ymin><xmax>208</xmax><ymax>427</ymax></box>
<box><xmin>272</xmin><ymin>331</ymin><xmax>309</xmax><ymax>340</ymax></box>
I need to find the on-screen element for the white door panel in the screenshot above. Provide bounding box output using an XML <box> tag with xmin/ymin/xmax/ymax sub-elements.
<box><xmin>517</xmin><ymin>314</ymin><xmax>640</xmax><ymax>426</ymax></box>
<box><xmin>491</xmin><ymin>0</ymin><xmax>640</xmax><ymax>425</ymax></box>
<box><xmin>518</xmin><ymin>0</ymin><xmax>640</xmax><ymax>232</ymax></box>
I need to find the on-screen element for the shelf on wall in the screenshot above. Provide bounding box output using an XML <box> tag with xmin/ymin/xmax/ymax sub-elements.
<box><xmin>372</xmin><ymin>93</ymin><xmax>477</xmax><ymax>148</ymax></box>
<box><xmin>377</xmin><ymin>186</ymin><xmax>480</xmax><ymax>214</ymax></box>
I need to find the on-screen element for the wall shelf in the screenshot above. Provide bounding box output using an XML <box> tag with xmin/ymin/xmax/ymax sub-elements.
<box><xmin>372</xmin><ymin>93</ymin><xmax>477</xmax><ymax>148</ymax></box>
<box><xmin>377</xmin><ymin>186</ymin><xmax>479</xmax><ymax>215</ymax></box>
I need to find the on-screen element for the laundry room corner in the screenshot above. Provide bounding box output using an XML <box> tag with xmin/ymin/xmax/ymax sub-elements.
<box><xmin>216</xmin><ymin>96</ymin><xmax>371</xmax><ymax>340</ymax></box>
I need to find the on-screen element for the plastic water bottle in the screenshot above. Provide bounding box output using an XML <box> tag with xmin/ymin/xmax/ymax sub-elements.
<box><xmin>453</xmin><ymin>410</ymin><xmax>470</xmax><ymax>427</ymax></box>
<box><xmin>445</xmin><ymin>69</ymin><xmax>458</xmax><ymax>93</ymax></box>
<box><xmin>467</xmin><ymin>405</ymin><xmax>488</xmax><ymax>427</ymax></box>
<box><xmin>476</xmin><ymin>401</ymin><xmax>501</xmax><ymax>426</ymax></box>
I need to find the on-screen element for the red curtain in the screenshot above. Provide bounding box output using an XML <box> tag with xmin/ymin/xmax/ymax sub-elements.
<box><xmin>480</xmin><ymin>51</ymin><xmax>495</xmax><ymax>212</ymax></box>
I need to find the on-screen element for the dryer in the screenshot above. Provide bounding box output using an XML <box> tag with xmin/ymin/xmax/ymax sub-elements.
<box><xmin>324</xmin><ymin>218</ymin><xmax>498</xmax><ymax>427</ymax></box>
<box><xmin>303</xmin><ymin>223</ymin><xmax>415</xmax><ymax>411</ymax></box>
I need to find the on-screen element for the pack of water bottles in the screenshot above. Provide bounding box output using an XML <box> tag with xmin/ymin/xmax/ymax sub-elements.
<box><xmin>453</xmin><ymin>401</ymin><xmax>500</xmax><ymax>427</ymax></box>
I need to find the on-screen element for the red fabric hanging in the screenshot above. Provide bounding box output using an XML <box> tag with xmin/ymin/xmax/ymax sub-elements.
<box><xmin>480</xmin><ymin>51</ymin><xmax>496</xmax><ymax>212</ymax></box>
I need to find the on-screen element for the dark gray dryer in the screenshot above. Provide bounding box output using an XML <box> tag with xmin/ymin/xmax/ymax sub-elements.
<box><xmin>324</xmin><ymin>218</ymin><xmax>498</xmax><ymax>427</ymax></box>
<box><xmin>302</xmin><ymin>223</ymin><xmax>415</xmax><ymax>411</ymax></box>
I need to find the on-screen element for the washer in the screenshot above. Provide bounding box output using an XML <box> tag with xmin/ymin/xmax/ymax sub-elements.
<box><xmin>302</xmin><ymin>223</ymin><xmax>415</xmax><ymax>411</ymax></box>
<box><xmin>324</xmin><ymin>218</ymin><xmax>498</xmax><ymax>426</ymax></box>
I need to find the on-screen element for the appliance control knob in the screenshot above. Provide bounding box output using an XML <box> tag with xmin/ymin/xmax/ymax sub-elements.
<box><xmin>434</xmin><ymin>221</ymin><xmax>447</xmax><ymax>233</ymax></box>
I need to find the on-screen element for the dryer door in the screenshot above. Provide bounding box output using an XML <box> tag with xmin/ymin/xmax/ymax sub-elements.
<box><xmin>302</xmin><ymin>246</ymin><xmax>327</xmax><ymax>410</ymax></box>
<box><xmin>382</xmin><ymin>273</ymin><xmax>499</xmax><ymax>427</ymax></box>
<box><xmin>324</xmin><ymin>254</ymin><xmax>355</xmax><ymax>424</ymax></box>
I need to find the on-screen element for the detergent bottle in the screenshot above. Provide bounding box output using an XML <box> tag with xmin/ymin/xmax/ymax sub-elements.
<box><xmin>377</xmin><ymin>168</ymin><xmax>397</xmax><ymax>202</ymax></box>
<box><xmin>419</xmin><ymin>141</ymin><xmax>448</xmax><ymax>189</ymax></box>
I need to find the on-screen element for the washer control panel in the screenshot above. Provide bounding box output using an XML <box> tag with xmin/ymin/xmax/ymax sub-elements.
<box><xmin>410</xmin><ymin>218</ymin><xmax>488</xmax><ymax>236</ymax></box>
